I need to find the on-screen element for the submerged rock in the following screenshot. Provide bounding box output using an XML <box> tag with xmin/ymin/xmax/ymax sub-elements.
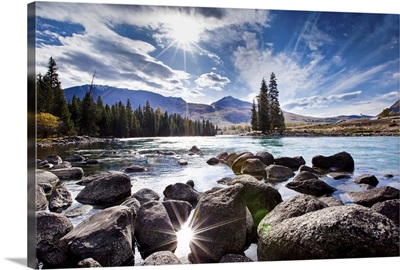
<box><xmin>188</xmin><ymin>184</ymin><xmax>247</xmax><ymax>264</ymax></box>
<box><xmin>353</xmin><ymin>174</ymin><xmax>379</xmax><ymax>186</ymax></box>
<box><xmin>65</xmin><ymin>154</ymin><xmax>84</xmax><ymax>162</ymax></box>
<box><xmin>178</xmin><ymin>159</ymin><xmax>188</xmax><ymax>165</ymax></box>
<box><xmin>257</xmin><ymin>205</ymin><xmax>399</xmax><ymax>260</ymax></box>
<box><xmin>285</xmin><ymin>179</ymin><xmax>336</xmax><ymax>197</ymax></box>
<box><xmin>312</xmin><ymin>151</ymin><xmax>355</xmax><ymax>172</ymax></box>
<box><xmin>189</xmin><ymin>145</ymin><xmax>203</xmax><ymax>155</ymax></box>
<box><xmin>61</xmin><ymin>206</ymin><xmax>136</xmax><ymax>267</ymax></box>
<box><xmin>135</xmin><ymin>201</ymin><xmax>177</xmax><ymax>259</ymax></box>
<box><xmin>124</xmin><ymin>165</ymin><xmax>145</xmax><ymax>173</ymax></box>
<box><xmin>206</xmin><ymin>157</ymin><xmax>220</xmax><ymax>165</ymax></box>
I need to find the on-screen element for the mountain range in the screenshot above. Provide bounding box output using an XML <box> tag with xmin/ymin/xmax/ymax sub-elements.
<box><xmin>64</xmin><ymin>85</ymin><xmax>378</xmax><ymax>126</ymax></box>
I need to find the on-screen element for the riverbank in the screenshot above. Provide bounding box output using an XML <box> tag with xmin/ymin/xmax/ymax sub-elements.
<box><xmin>37</xmin><ymin>136</ymin><xmax>120</xmax><ymax>148</ymax></box>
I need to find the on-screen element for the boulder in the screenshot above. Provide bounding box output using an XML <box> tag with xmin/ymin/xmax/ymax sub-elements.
<box><xmin>274</xmin><ymin>156</ymin><xmax>305</xmax><ymax>170</ymax></box>
<box><xmin>36</xmin><ymin>185</ymin><xmax>48</xmax><ymax>211</ymax></box>
<box><xmin>49</xmin><ymin>186</ymin><xmax>73</xmax><ymax>213</ymax></box>
<box><xmin>64</xmin><ymin>205</ymin><xmax>93</xmax><ymax>218</ymax></box>
<box><xmin>189</xmin><ymin>145</ymin><xmax>203</xmax><ymax>155</ymax></box>
<box><xmin>134</xmin><ymin>201</ymin><xmax>177</xmax><ymax>259</ymax></box>
<box><xmin>51</xmin><ymin>167</ymin><xmax>84</xmax><ymax>180</ymax></box>
<box><xmin>188</xmin><ymin>184</ymin><xmax>247</xmax><ymax>264</ymax></box>
<box><xmin>163</xmin><ymin>183</ymin><xmax>200</xmax><ymax>207</ymax></box>
<box><xmin>265</xmin><ymin>165</ymin><xmax>295</xmax><ymax>181</ymax></box>
<box><xmin>285</xmin><ymin>179</ymin><xmax>336</xmax><ymax>197</ymax></box>
<box><xmin>186</xmin><ymin>180</ymin><xmax>195</xmax><ymax>188</ymax></box>
<box><xmin>77</xmin><ymin>258</ymin><xmax>102</xmax><ymax>267</ymax></box>
<box><xmin>216</xmin><ymin>151</ymin><xmax>229</xmax><ymax>161</ymax></box>
<box><xmin>347</xmin><ymin>186</ymin><xmax>400</xmax><ymax>207</ymax></box>
<box><xmin>162</xmin><ymin>200</ymin><xmax>192</xmax><ymax>231</ymax></box>
<box><xmin>37</xmin><ymin>159</ymin><xmax>53</xmax><ymax>169</ymax></box>
<box><xmin>293</xmin><ymin>171</ymin><xmax>318</xmax><ymax>182</ymax></box>
<box><xmin>61</xmin><ymin>206</ymin><xmax>136</xmax><ymax>267</ymax></box>
<box><xmin>36</xmin><ymin>169</ymin><xmax>59</xmax><ymax>187</ymax></box>
<box><xmin>178</xmin><ymin>159</ymin><xmax>188</xmax><ymax>165</ymax></box>
<box><xmin>353</xmin><ymin>174</ymin><xmax>379</xmax><ymax>186</ymax></box>
<box><xmin>371</xmin><ymin>199</ymin><xmax>400</xmax><ymax>227</ymax></box>
<box><xmin>219</xmin><ymin>254</ymin><xmax>253</xmax><ymax>263</ymax></box>
<box><xmin>318</xmin><ymin>196</ymin><xmax>344</xmax><ymax>207</ymax></box>
<box><xmin>257</xmin><ymin>205</ymin><xmax>399</xmax><ymax>260</ymax></box>
<box><xmin>255</xmin><ymin>151</ymin><xmax>275</xmax><ymax>166</ymax></box>
<box><xmin>230</xmin><ymin>174</ymin><xmax>282</xmax><ymax>228</ymax></box>
<box><xmin>225</xmin><ymin>153</ymin><xmax>239</xmax><ymax>167</ymax></box>
<box><xmin>241</xmin><ymin>158</ymin><xmax>266</xmax><ymax>178</ymax></box>
<box><xmin>206</xmin><ymin>157</ymin><xmax>220</xmax><ymax>165</ymax></box>
<box><xmin>312</xmin><ymin>151</ymin><xmax>355</xmax><ymax>172</ymax></box>
<box><xmin>132</xmin><ymin>188</ymin><xmax>160</xmax><ymax>205</ymax></box>
<box><xmin>36</xmin><ymin>211</ymin><xmax>73</xmax><ymax>268</ymax></box>
<box><xmin>65</xmin><ymin>154</ymin><xmax>84</xmax><ymax>162</ymax></box>
<box><xmin>52</xmin><ymin>161</ymin><xmax>72</xmax><ymax>170</ymax></box>
<box><xmin>258</xmin><ymin>194</ymin><xmax>327</xmax><ymax>228</ymax></box>
<box><xmin>299</xmin><ymin>165</ymin><xmax>315</xmax><ymax>173</ymax></box>
<box><xmin>141</xmin><ymin>251</ymin><xmax>182</xmax><ymax>266</ymax></box>
<box><xmin>46</xmin><ymin>154</ymin><xmax>63</xmax><ymax>165</ymax></box>
<box><xmin>75</xmin><ymin>171</ymin><xmax>131</xmax><ymax>206</ymax></box>
<box><xmin>121</xmin><ymin>197</ymin><xmax>141</xmax><ymax>214</ymax></box>
<box><xmin>124</xmin><ymin>165</ymin><xmax>145</xmax><ymax>173</ymax></box>
<box><xmin>231</xmin><ymin>152</ymin><xmax>254</xmax><ymax>174</ymax></box>
<box><xmin>85</xmin><ymin>159</ymin><xmax>99</xmax><ymax>165</ymax></box>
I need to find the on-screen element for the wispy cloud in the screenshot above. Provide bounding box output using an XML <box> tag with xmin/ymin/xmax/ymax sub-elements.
<box><xmin>195</xmin><ymin>72</ymin><xmax>230</xmax><ymax>91</ymax></box>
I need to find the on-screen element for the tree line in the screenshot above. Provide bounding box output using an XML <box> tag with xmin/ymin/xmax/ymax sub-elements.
<box><xmin>251</xmin><ymin>72</ymin><xmax>285</xmax><ymax>133</ymax></box>
<box><xmin>36</xmin><ymin>57</ymin><xmax>217</xmax><ymax>138</ymax></box>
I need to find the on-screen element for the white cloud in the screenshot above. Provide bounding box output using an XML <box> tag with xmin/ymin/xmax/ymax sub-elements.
<box><xmin>393</xmin><ymin>72</ymin><xmax>400</xmax><ymax>79</ymax></box>
<box><xmin>195</xmin><ymin>72</ymin><xmax>230</xmax><ymax>91</ymax></box>
<box><xmin>381</xmin><ymin>91</ymin><xmax>399</xmax><ymax>100</ymax></box>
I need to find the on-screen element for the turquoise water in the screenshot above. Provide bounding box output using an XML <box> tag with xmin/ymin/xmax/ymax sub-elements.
<box><xmin>37</xmin><ymin>135</ymin><xmax>400</xmax><ymax>263</ymax></box>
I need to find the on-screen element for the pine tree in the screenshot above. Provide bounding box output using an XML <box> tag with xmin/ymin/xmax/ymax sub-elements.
<box><xmin>251</xmin><ymin>98</ymin><xmax>258</xmax><ymax>131</ymax></box>
<box><xmin>69</xmin><ymin>95</ymin><xmax>81</xmax><ymax>133</ymax></box>
<box><xmin>268</xmin><ymin>72</ymin><xmax>285</xmax><ymax>132</ymax></box>
<box><xmin>80</xmin><ymin>92</ymin><xmax>99</xmax><ymax>136</ymax></box>
<box><xmin>258</xmin><ymin>78</ymin><xmax>270</xmax><ymax>133</ymax></box>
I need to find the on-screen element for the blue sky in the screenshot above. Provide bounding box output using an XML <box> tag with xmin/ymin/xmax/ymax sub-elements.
<box><xmin>34</xmin><ymin>2</ymin><xmax>399</xmax><ymax>117</ymax></box>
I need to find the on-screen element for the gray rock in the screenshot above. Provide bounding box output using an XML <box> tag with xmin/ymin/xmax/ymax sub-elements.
<box><xmin>327</xmin><ymin>172</ymin><xmax>352</xmax><ymax>180</ymax></box>
<box><xmin>51</xmin><ymin>167</ymin><xmax>84</xmax><ymax>180</ymax></box>
<box><xmin>318</xmin><ymin>196</ymin><xmax>344</xmax><ymax>207</ymax></box>
<box><xmin>225</xmin><ymin>153</ymin><xmax>239</xmax><ymax>167</ymax></box>
<box><xmin>36</xmin><ymin>211</ymin><xmax>73</xmax><ymax>268</ymax></box>
<box><xmin>162</xmin><ymin>200</ymin><xmax>192</xmax><ymax>231</ymax></box>
<box><xmin>219</xmin><ymin>254</ymin><xmax>253</xmax><ymax>263</ymax></box>
<box><xmin>293</xmin><ymin>171</ymin><xmax>318</xmax><ymax>182</ymax></box>
<box><xmin>206</xmin><ymin>157</ymin><xmax>220</xmax><ymax>165</ymax></box>
<box><xmin>121</xmin><ymin>197</ymin><xmax>141</xmax><ymax>214</ymax></box>
<box><xmin>36</xmin><ymin>169</ymin><xmax>59</xmax><ymax>187</ymax></box>
<box><xmin>231</xmin><ymin>152</ymin><xmax>254</xmax><ymax>174</ymax></box>
<box><xmin>285</xmin><ymin>179</ymin><xmax>336</xmax><ymax>197</ymax></box>
<box><xmin>371</xmin><ymin>199</ymin><xmax>400</xmax><ymax>227</ymax></box>
<box><xmin>52</xmin><ymin>161</ymin><xmax>72</xmax><ymax>170</ymax></box>
<box><xmin>141</xmin><ymin>251</ymin><xmax>182</xmax><ymax>266</ymax></box>
<box><xmin>255</xmin><ymin>151</ymin><xmax>275</xmax><ymax>166</ymax></box>
<box><xmin>265</xmin><ymin>165</ymin><xmax>295</xmax><ymax>181</ymax></box>
<box><xmin>49</xmin><ymin>186</ymin><xmax>73</xmax><ymax>213</ymax></box>
<box><xmin>186</xmin><ymin>179</ymin><xmax>195</xmax><ymax>188</ymax></box>
<box><xmin>36</xmin><ymin>185</ymin><xmax>48</xmax><ymax>211</ymax></box>
<box><xmin>75</xmin><ymin>171</ymin><xmax>131</xmax><ymax>206</ymax></box>
<box><xmin>85</xmin><ymin>159</ymin><xmax>99</xmax><ymax>165</ymax></box>
<box><xmin>230</xmin><ymin>174</ymin><xmax>282</xmax><ymax>228</ymax></box>
<box><xmin>353</xmin><ymin>174</ymin><xmax>379</xmax><ymax>186</ymax></box>
<box><xmin>163</xmin><ymin>182</ymin><xmax>200</xmax><ymax>207</ymax></box>
<box><xmin>188</xmin><ymin>184</ymin><xmax>247</xmax><ymax>263</ymax></box>
<box><xmin>135</xmin><ymin>201</ymin><xmax>177</xmax><ymax>259</ymax></box>
<box><xmin>241</xmin><ymin>158</ymin><xmax>266</xmax><ymax>178</ymax></box>
<box><xmin>189</xmin><ymin>145</ymin><xmax>203</xmax><ymax>155</ymax></box>
<box><xmin>274</xmin><ymin>156</ymin><xmax>305</xmax><ymax>170</ymax></box>
<box><xmin>77</xmin><ymin>258</ymin><xmax>102</xmax><ymax>267</ymax></box>
<box><xmin>216</xmin><ymin>151</ymin><xmax>229</xmax><ymax>161</ymax></box>
<box><xmin>258</xmin><ymin>194</ymin><xmax>327</xmax><ymax>227</ymax></box>
<box><xmin>61</xmin><ymin>206</ymin><xmax>136</xmax><ymax>267</ymax></box>
<box><xmin>132</xmin><ymin>188</ymin><xmax>160</xmax><ymax>205</ymax></box>
<box><xmin>64</xmin><ymin>205</ymin><xmax>93</xmax><ymax>218</ymax></box>
<box><xmin>312</xmin><ymin>151</ymin><xmax>355</xmax><ymax>172</ymax></box>
<box><xmin>124</xmin><ymin>165</ymin><xmax>145</xmax><ymax>173</ymax></box>
<box><xmin>65</xmin><ymin>154</ymin><xmax>84</xmax><ymax>162</ymax></box>
<box><xmin>299</xmin><ymin>165</ymin><xmax>315</xmax><ymax>173</ymax></box>
<box><xmin>347</xmin><ymin>186</ymin><xmax>400</xmax><ymax>207</ymax></box>
<box><xmin>257</xmin><ymin>205</ymin><xmax>399</xmax><ymax>260</ymax></box>
<box><xmin>46</xmin><ymin>154</ymin><xmax>63</xmax><ymax>165</ymax></box>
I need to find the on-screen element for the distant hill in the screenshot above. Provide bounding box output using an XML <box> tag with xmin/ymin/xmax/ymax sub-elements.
<box><xmin>63</xmin><ymin>85</ymin><xmax>373</xmax><ymax>126</ymax></box>
<box><xmin>389</xmin><ymin>99</ymin><xmax>400</xmax><ymax>114</ymax></box>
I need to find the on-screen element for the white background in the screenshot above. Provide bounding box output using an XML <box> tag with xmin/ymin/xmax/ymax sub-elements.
<box><xmin>0</xmin><ymin>0</ymin><xmax>399</xmax><ymax>270</ymax></box>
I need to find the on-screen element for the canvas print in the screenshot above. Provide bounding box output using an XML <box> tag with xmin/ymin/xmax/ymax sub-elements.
<box><xmin>27</xmin><ymin>1</ymin><xmax>400</xmax><ymax>269</ymax></box>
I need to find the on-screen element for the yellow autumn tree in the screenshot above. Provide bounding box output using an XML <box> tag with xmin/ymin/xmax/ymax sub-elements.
<box><xmin>37</xmin><ymin>112</ymin><xmax>60</xmax><ymax>138</ymax></box>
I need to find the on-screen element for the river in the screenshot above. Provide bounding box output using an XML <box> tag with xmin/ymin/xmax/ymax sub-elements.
<box><xmin>36</xmin><ymin>135</ymin><xmax>400</xmax><ymax>264</ymax></box>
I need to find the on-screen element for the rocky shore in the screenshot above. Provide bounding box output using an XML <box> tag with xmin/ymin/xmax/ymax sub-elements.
<box><xmin>35</xmin><ymin>146</ymin><xmax>400</xmax><ymax>268</ymax></box>
<box><xmin>36</xmin><ymin>136</ymin><xmax>119</xmax><ymax>148</ymax></box>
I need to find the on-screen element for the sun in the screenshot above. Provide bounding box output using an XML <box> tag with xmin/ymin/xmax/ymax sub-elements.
<box><xmin>169</xmin><ymin>17</ymin><xmax>202</xmax><ymax>51</ymax></box>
